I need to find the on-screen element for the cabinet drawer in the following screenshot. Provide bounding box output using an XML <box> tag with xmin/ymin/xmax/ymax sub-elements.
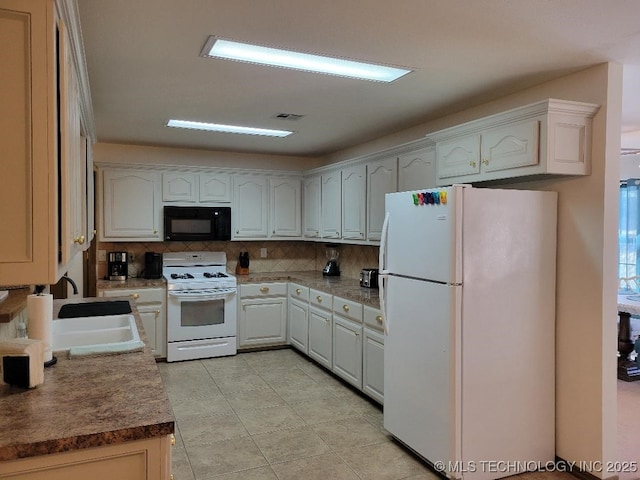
<box><xmin>288</xmin><ymin>283</ymin><xmax>309</xmax><ymax>301</ymax></box>
<box><xmin>309</xmin><ymin>288</ymin><xmax>332</xmax><ymax>309</ymax></box>
<box><xmin>364</xmin><ymin>305</ymin><xmax>384</xmax><ymax>332</ymax></box>
<box><xmin>99</xmin><ymin>287</ymin><xmax>165</xmax><ymax>305</ymax></box>
<box><xmin>241</xmin><ymin>282</ymin><xmax>287</xmax><ymax>297</ymax></box>
<box><xmin>333</xmin><ymin>296</ymin><xmax>363</xmax><ymax>323</ymax></box>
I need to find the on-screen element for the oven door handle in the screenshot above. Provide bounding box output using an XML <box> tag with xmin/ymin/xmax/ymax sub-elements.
<box><xmin>168</xmin><ymin>290</ymin><xmax>236</xmax><ymax>301</ymax></box>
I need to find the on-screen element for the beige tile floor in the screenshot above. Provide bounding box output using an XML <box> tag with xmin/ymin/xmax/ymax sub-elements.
<box><xmin>157</xmin><ymin>348</ymin><xmax>591</xmax><ymax>480</ymax></box>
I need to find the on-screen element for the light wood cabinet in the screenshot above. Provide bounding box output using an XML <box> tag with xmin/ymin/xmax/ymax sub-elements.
<box><xmin>366</xmin><ymin>157</ymin><xmax>397</xmax><ymax>241</ymax></box>
<box><xmin>98</xmin><ymin>287</ymin><xmax>166</xmax><ymax>358</ymax></box>
<box><xmin>432</xmin><ymin>99</ymin><xmax>599</xmax><ymax>185</ymax></box>
<box><xmin>303</xmin><ymin>176</ymin><xmax>321</xmax><ymax>238</ymax></box>
<box><xmin>341</xmin><ymin>165</ymin><xmax>366</xmax><ymax>240</ymax></box>
<box><xmin>398</xmin><ymin>145</ymin><xmax>436</xmax><ymax>192</ymax></box>
<box><xmin>270</xmin><ymin>176</ymin><xmax>302</xmax><ymax>237</ymax></box>
<box><xmin>100</xmin><ymin>169</ymin><xmax>162</xmax><ymax>241</ymax></box>
<box><xmin>239</xmin><ymin>283</ymin><xmax>287</xmax><ymax>348</ymax></box>
<box><xmin>0</xmin><ymin>435</ymin><xmax>172</xmax><ymax>480</ymax></box>
<box><xmin>320</xmin><ymin>171</ymin><xmax>341</xmax><ymax>239</ymax></box>
<box><xmin>0</xmin><ymin>0</ymin><xmax>93</xmax><ymax>285</ymax></box>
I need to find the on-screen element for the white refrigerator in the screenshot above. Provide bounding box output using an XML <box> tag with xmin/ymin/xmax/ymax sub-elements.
<box><xmin>379</xmin><ymin>185</ymin><xmax>557</xmax><ymax>480</ymax></box>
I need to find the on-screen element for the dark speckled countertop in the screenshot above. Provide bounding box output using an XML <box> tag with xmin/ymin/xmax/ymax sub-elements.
<box><xmin>236</xmin><ymin>271</ymin><xmax>381</xmax><ymax>309</ymax></box>
<box><xmin>0</xmin><ymin>297</ymin><xmax>174</xmax><ymax>462</ymax></box>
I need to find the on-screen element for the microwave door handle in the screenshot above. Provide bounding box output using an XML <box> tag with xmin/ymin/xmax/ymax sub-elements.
<box><xmin>168</xmin><ymin>291</ymin><xmax>235</xmax><ymax>301</ymax></box>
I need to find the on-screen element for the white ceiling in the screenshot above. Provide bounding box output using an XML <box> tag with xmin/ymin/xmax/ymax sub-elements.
<box><xmin>77</xmin><ymin>0</ymin><xmax>640</xmax><ymax>158</ymax></box>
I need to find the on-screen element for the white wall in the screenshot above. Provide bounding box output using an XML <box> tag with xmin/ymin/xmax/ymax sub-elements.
<box><xmin>326</xmin><ymin>62</ymin><xmax>622</xmax><ymax>476</ymax></box>
<box><xmin>92</xmin><ymin>142</ymin><xmax>323</xmax><ymax>171</ymax></box>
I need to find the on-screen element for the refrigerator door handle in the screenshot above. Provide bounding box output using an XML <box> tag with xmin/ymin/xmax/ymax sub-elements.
<box><xmin>379</xmin><ymin>212</ymin><xmax>390</xmax><ymax>275</ymax></box>
<box><xmin>379</xmin><ymin>273</ymin><xmax>389</xmax><ymax>335</ymax></box>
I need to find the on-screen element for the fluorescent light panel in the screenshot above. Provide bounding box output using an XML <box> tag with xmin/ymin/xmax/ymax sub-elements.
<box><xmin>167</xmin><ymin>119</ymin><xmax>293</xmax><ymax>137</ymax></box>
<box><xmin>202</xmin><ymin>37</ymin><xmax>412</xmax><ymax>83</ymax></box>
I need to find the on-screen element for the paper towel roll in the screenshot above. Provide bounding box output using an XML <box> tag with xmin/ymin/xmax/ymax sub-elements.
<box><xmin>27</xmin><ymin>294</ymin><xmax>53</xmax><ymax>363</ymax></box>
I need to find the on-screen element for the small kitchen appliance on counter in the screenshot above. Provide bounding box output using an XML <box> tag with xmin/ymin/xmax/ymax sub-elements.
<box><xmin>108</xmin><ymin>252</ymin><xmax>128</xmax><ymax>281</ymax></box>
<box><xmin>236</xmin><ymin>251</ymin><xmax>250</xmax><ymax>275</ymax></box>
<box><xmin>323</xmin><ymin>244</ymin><xmax>340</xmax><ymax>276</ymax></box>
<box><xmin>144</xmin><ymin>252</ymin><xmax>163</xmax><ymax>279</ymax></box>
<box><xmin>360</xmin><ymin>268</ymin><xmax>379</xmax><ymax>288</ymax></box>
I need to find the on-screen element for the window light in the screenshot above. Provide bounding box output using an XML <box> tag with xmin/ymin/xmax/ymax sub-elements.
<box><xmin>201</xmin><ymin>37</ymin><xmax>413</xmax><ymax>83</ymax></box>
<box><xmin>167</xmin><ymin>119</ymin><xmax>294</xmax><ymax>137</ymax></box>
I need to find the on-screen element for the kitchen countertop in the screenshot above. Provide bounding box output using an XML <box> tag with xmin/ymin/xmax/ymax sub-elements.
<box><xmin>235</xmin><ymin>271</ymin><xmax>381</xmax><ymax>309</ymax></box>
<box><xmin>0</xmin><ymin>288</ymin><xmax>31</xmax><ymax>323</ymax></box>
<box><xmin>96</xmin><ymin>277</ymin><xmax>166</xmax><ymax>290</ymax></box>
<box><xmin>0</xmin><ymin>297</ymin><xmax>174</xmax><ymax>462</ymax></box>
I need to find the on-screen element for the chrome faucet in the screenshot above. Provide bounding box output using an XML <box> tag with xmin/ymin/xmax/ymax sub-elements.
<box><xmin>60</xmin><ymin>275</ymin><xmax>79</xmax><ymax>295</ymax></box>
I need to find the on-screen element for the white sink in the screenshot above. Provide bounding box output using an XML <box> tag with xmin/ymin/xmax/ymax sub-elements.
<box><xmin>52</xmin><ymin>314</ymin><xmax>144</xmax><ymax>357</ymax></box>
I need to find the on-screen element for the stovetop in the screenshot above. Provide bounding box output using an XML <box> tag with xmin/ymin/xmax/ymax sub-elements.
<box><xmin>163</xmin><ymin>251</ymin><xmax>236</xmax><ymax>290</ymax></box>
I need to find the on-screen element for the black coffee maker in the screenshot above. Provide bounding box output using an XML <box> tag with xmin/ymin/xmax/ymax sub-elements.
<box><xmin>108</xmin><ymin>252</ymin><xmax>128</xmax><ymax>281</ymax></box>
<box><xmin>322</xmin><ymin>244</ymin><xmax>340</xmax><ymax>276</ymax></box>
<box><xmin>144</xmin><ymin>252</ymin><xmax>163</xmax><ymax>279</ymax></box>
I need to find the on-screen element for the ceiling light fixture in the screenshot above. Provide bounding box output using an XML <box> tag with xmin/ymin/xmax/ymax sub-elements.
<box><xmin>166</xmin><ymin>119</ymin><xmax>294</xmax><ymax>137</ymax></box>
<box><xmin>201</xmin><ymin>37</ymin><xmax>413</xmax><ymax>83</ymax></box>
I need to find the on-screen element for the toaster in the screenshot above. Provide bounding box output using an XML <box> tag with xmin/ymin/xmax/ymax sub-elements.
<box><xmin>360</xmin><ymin>268</ymin><xmax>379</xmax><ymax>288</ymax></box>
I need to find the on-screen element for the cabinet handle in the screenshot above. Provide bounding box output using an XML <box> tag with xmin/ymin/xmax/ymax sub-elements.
<box><xmin>131</xmin><ymin>293</ymin><xmax>140</xmax><ymax>299</ymax></box>
<box><xmin>273</xmin><ymin>230</ymin><xmax>276</xmax><ymax>234</ymax></box>
<box><xmin>354</xmin><ymin>331</ymin><xmax>360</xmax><ymax>337</ymax></box>
<box><xmin>236</xmin><ymin>230</ymin><xmax>239</xmax><ymax>234</ymax></box>
<box><xmin>296</xmin><ymin>288</ymin><xmax>301</xmax><ymax>294</ymax></box>
<box><xmin>154</xmin><ymin>310</ymin><xmax>160</xmax><ymax>315</ymax></box>
<box><xmin>92</xmin><ymin>229</ymin><xmax>97</xmax><ymax>235</ymax></box>
<box><xmin>153</xmin><ymin>229</ymin><xmax>158</xmax><ymax>234</ymax></box>
<box><xmin>170</xmin><ymin>475</ymin><xmax>174</xmax><ymax>480</ymax></box>
<box><xmin>73</xmin><ymin>235</ymin><xmax>85</xmax><ymax>244</ymax></box>
<box><xmin>316</xmin><ymin>295</ymin><xmax>322</xmax><ymax>303</ymax></box>
<box><xmin>170</xmin><ymin>434</ymin><xmax>176</xmax><ymax>446</ymax></box>
<box><xmin>242</xmin><ymin>304</ymin><xmax>246</xmax><ymax>310</ymax></box>
<box><xmin>343</xmin><ymin>304</ymin><xmax>350</xmax><ymax>312</ymax></box>
<box><xmin>260</xmin><ymin>287</ymin><xmax>269</xmax><ymax>293</ymax></box>
<box><xmin>376</xmin><ymin>315</ymin><xmax>383</xmax><ymax>324</ymax></box>
<box><xmin>481</xmin><ymin>158</ymin><xmax>489</xmax><ymax>166</ymax></box>
<box><xmin>469</xmin><ymin>161</ymin><xmax>477</xmax><ymax>168</ymax></box>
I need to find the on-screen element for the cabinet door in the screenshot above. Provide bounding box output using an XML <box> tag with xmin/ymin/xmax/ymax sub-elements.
<box><xmin>137</xmin><ymin>306</ymin><xmax>160</xmax><ymax>356</ymax></box>
<box><xmin>308</xmin><ymin>305</ymin><xmax>332</xmax><ymax>369</ymax></box>
<box><xmin>363</xmin><ymin>328</ymin><xmax>384</xmax><ymax>404</ymax></box>
<box><xmin>398</xmin><ymin>146</ymin><xmax>436</xmax><ymax>192</ymax></box>
<box><xmin>481</xmin><ymin>120</ymin><xmax>540</xmax><ymax>173</ymax></box>
<box><xmin>199</xmin><ymin>172</ymin><xmax>231</xmax><ymax>202</ymax></box>
<box><xmin>342</xmin><ymin>165</ymin><xmax>366</xmax><ymax>240</ymax></box>
<box><xmin>162</xmin><ymin>172</ymin><xmax>197</xmax><ymax>202</ymax></box>
<box><xmin>288</xmin><ymin>297</ymin><xmax>309</xmax><ymax>354</ymax></box>
<box><xmin>367</xmin><ymin>158</ymin><xmax>397</xmax><ymax>241</ymax></box>
<box><xmin>270</xmin><ymin>176</ymin><xmax>302</xmax><ymax>237</ymax></box>
<box><xmin>320</xmin><ymin>171</ymin><xmax>341</xmax><ymax>238</ymax></box>
<box><xmin>436</xmin><ymin>134</ymin><xmax>481</xmax><ymax>180</ymax></box>
<box><xmin>239</xmin><ymin>297</ymin><xmax>287</xmax><ymax>347</ymax></box>
<box><xmin>0</xmin><ymin>1</ymin><xmax>56</xmax><ymax>285</ymax></box>
<box><xmin>303</xmin><ymin>176</ymin><xmax>321</xmax><ymax>238</ymax></box>
<box><xmin>101</xmin><ymin>169</ymin><xmax>162</xmax><ymax>241</ymax></box>
<box><xmin>333</xmin><ymin>315</ymin><xmax>363</xmax><ymax>389</ymax></box>
<box><xmin>233</xmin><ymin>175</ymin><xmax>268</xmax><ymax>238</ymax></box>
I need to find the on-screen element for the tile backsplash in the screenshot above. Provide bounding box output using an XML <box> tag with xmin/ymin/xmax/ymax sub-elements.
<box><xmin>97</xmin><ymin>240</ymin><xmax>379</xmax><ymax>281</ymax></box>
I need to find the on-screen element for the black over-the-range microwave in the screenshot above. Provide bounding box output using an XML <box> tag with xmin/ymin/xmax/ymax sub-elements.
<box><xmin>164</xmin><ymin>206</ymin><xmax>231</xmax><ymax>241</ymax></box>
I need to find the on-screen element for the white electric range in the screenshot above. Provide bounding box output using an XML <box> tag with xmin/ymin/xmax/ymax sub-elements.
<box><xmin>163</xmin><ymin>251</ymin><xmax>237</xmax><ymax>362</ymax></box>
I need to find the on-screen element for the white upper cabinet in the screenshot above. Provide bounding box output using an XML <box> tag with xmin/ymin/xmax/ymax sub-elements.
<box><xmin>398</xmin><ymin>146</ymin><xmax>436</xmax><ymax>192</ymax></box>
<box><xmin>162</xmin><ymin>172</ymin><xmax>197</xmax><ymax>202</ymax></box>
<box><xmin>303</xmin><ymin>175</ymin><xmax>321</xmax><ymax>238</ymax></box>
<box><xmin>199</xmin><ymin>172</ymin><xmax>231</xmax><ymax>202</ymax></box>
<box><xmin>321</xmin><ymin>171</ymin><xmax>342</xmax><ymax>239</ymax></box>
<box><xmin>270</xmin><ymin>176</ymin><xmax>302</xmax><ymax>237</ymax></box>
<box><xmin>367</xmin><ymin>158</ymin><xmax>397</xmax><ymax>241</ymax></box>
<box><xmin>233</xmin><ymin>174</ymin><xmax>268</xmax><ymax>239</ymax></box>
<box><xmin>431</xmin><ymin>99</ymin><xmax>599</xmax><ymax>185</ymax></box>
<box><xmin>100</xmin><ymin>169</ymin><xmax>162</xmax><ymax>241</ymax></box>
<box><xmin>341</xmin><ymin>165</ymin><xmax>366</xmax><ymax>240</ymax></box>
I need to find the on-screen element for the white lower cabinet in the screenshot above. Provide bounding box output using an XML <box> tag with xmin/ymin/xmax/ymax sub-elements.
<box><xmin>308</xmin><ymin>303</ymin><xmax>333</xmax><ymax>370</ymax></box>
<box><xmin>363</xmin><ymin>328</ymin><xmax>384</xmax><ymax>404</ymax></box>
<box><xmin>288</xmin><ymin>283</ymin><xmax>310</xmax><ymax>354</ymax></box>
<box><xmin>98</xmin><ymin>287</ymin><xmax>166</xmax><ymax>358</ymax></box>
<box><xmin>239</xmin><ymin>283</ymin><xmax>287</xmax><ymax>348</ymax></box>
<box><xmin>332</xmin><ymin>316</ymin><xmax>363</xmax><ymax>389</ymax></box>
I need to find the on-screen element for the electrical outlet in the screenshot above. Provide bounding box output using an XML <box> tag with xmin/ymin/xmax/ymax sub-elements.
<box><xmin>260</xmin><ymin>248</ymin><xmax>267</xmax><ymax>258</ymax></box>
<box><xmin>98</xmin><ymin>250</ymin><xmax>106</xmax><ymax>262</ymax></box>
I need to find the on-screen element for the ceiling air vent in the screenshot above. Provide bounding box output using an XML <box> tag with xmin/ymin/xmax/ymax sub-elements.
<box><xmin>273</xmin><ymin>113</ymin><xmax>305</xmax><ymax>121</ymax></box>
